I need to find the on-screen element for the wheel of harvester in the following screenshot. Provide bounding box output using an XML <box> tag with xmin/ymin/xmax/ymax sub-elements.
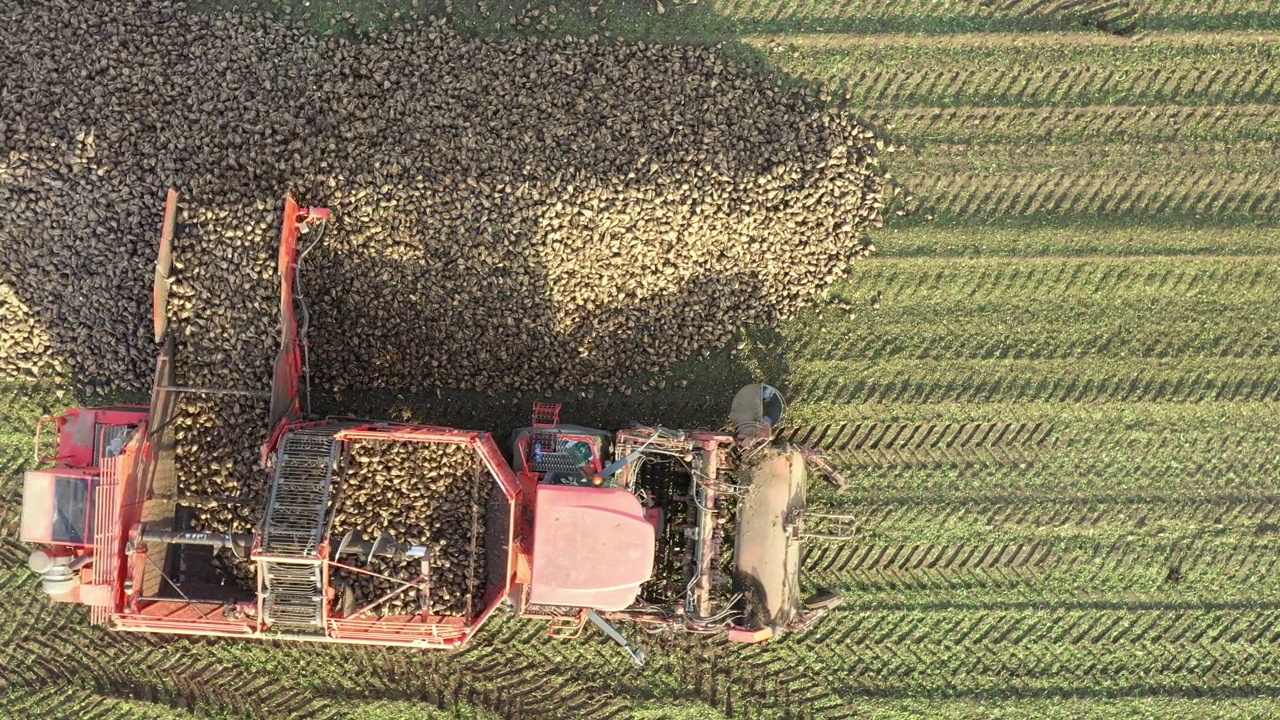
<box><xmin>40</xmin><ymin>568</ymin><xmax>77</xmax><ymax>597</ymax></box>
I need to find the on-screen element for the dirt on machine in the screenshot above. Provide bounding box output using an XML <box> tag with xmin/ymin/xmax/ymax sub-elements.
<box><xmin>20</xmin><ymin>193</ymin><xmax>848</xmax><ymax>658</ymax></box>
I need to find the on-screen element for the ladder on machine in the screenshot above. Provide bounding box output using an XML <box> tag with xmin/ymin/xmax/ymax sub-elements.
<box><xmin>259</xmin><ymin>428</ymin><xmax>339</xmax><ymax>634</ymax></box>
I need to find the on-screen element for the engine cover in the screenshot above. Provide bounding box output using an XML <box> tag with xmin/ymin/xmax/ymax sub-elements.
<box><xmin>528</xmin><ymin>485</ymin><xmax>656</xmax><ymax>611</ymax></box>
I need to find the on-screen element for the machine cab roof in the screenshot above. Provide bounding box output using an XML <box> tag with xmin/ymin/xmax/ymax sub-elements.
<box><xmin>528</xmin><ymin>484</ymin><xmax>655</xmax><ymax>611</ymax></box>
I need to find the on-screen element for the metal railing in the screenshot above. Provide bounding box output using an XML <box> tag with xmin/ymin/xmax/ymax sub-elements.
<box><xmin>90</xmin><ymin>456</ymin><xmax>121</xmax><ymax>626</ymax></box>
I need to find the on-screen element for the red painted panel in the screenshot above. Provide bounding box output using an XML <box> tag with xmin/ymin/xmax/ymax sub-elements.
<box><xmin>529</xmin><ymin>485</ymin><xmax>655</xmax><ymax>611</ymax></box>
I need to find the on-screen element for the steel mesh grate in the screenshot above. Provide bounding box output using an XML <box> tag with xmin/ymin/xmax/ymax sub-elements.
<box><xmin>260</xmin><ymin>427</ymin><xmax>342</xmax><ymax>632</ymax></box>
<box><xmin>261</xmin><ymin>429</ymin><xmax>338</xmax><ymax>556</ymax></box>
<box><xmin>93</xmin><ymin>423</ymin><xmax>134</xmax><ymax>466</ymax></box>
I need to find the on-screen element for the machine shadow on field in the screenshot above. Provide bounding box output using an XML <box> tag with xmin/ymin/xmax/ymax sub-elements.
<box><xmin>303</xmin><ymin>246</ymin><xmax>768</xmax><ymax>433</ymax></box>
<box><xmin>199</xmin><ymin>0</ymin><xmax>859</xmax><ymax>90</ymax></box>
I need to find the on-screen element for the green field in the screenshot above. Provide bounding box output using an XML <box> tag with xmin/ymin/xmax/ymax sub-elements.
<box><xmin>2</xmin><ymin>0</ymin><xmax>1279</xmax><ymax>717</ymax></box>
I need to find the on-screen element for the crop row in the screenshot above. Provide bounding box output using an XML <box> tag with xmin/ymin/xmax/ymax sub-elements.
<box><xmin>790</xmin><ymin>390</ymin><xmax>1280</xmax><ymax>429</ymax></box>
<box><xmin>0</xmin><ymin>631</ymin><xmax>340</xmax><ymax>719</ymax></box>
<box><xmin>786</xmin><ymin>419</ymin><xmax>1050</xmax><ymax>454</ymax></box>
<box><xmin>712</xmin><ymin>0</ymin><xmax>1138</xmax><ymax>34</ymax></box>
<box><xmin>760</xmin><ymin>637</ymin><xmax>1280</xmax><ymax>700</ymax></box>
<box><xmin>804</xmin><ymin>534</ymin><xmax>1280</xmax><ymax>601</ymax></box>
<box><xmin>784</xmin><ymin>357</ymin><xmax>1280</xmax><ymax>409</ymax></box>
<box><xmin>0</xmin><ymin>594</ymin><xmax>634</xmax><ymax>720</ymax></box>
<box><xmin>875</xmin><ymin>223</ymin><xmax>1280</xmax><ymax>259</ymax></box>
<box><xmin>787</xmin><ymin>256</ymin><xmax>1280</xmax><ymax>362</ymax></box>
<box><xmin>805</xmin><ymin>606</ymin><xmax>1280</xmax><ymax>647</ymax></box>
<box><xmin>0</xmin><ymin>684</ymin><xmax>246</xmax><ymax>720</ymax></box>
<box><xmin>706</xmin><ymin>0</ymin><xmax>1280</xmax><ymax>33</ymax></box>
<box><xmin>756</xmin><ymin>35</ymin><xmax>1280</xmax><ymax>110</ymax></box>
<box><xmin>888</xmin><ymin>139</ymin><xmax>1280</xmax><ymax>218</ymax></box>
<box><xmin>902</xmin><ymin>165</ymin><xmax>1279</xmax><ymax>220</ymax></box>
<box><xmin>547</xmin><ymin>0</ymin><xmax>1280</xmax><ymax>37</ymax></box>
<box><xmin>881</xmin><ymin>103</ymin><xmax>1280</xmax><ymax>147</ymax></box>
<box><xmin>850</xmin><ymin>696</ymin><xmax>1280</xmax><ymax>720</ymax></box>
<box><xmin>845</xmin><ymin>256</ymin><xmax>1279</xmax><ymax>303</ymax></box>
<box><xmin>816</xmin><ymin>496</ymin><xmax>1280</xmax><ymax>543</ymax></box>
<box><xmin>790</xmin><ymin>401</ymin><xmax>1280</xmax><ymax>505</ymax></box>
<box><xmin>38</xmin><ymin>534</ymin><xmax>1279</xmax><ymax>720</ymax></box>
<box><xmin>793</xmin><ymin>317</ymin><xmax>1280</xmax><ymax>365</ymax></box>
<box><xmin>812</xmin><ymin>430</ymin><xmax>1280</xmax><ymax>498</ymax></box>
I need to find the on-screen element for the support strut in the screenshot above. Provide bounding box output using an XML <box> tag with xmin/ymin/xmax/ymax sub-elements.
<box><xmin>587</xmin><ymin>610</ymin><xmax>647</xmax><ymax>666</ymax></box>
<box><xmin>137</xmin><ymin>527</ymin><xmax>429</xmax><ymax>562</ymax></box>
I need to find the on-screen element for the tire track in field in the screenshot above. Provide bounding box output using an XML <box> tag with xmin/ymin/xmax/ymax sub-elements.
<box><xmin>803</xmin><ymin>541</ymin><xmax>1057</xmax><ymax>597</ymax></box>
<box><xmin>804</xmin><ymin>531</ymin><xmax>1280</xmax><ymax>599</ymax></box>
<box><xmin>681</xmin><ymin>642</ymin><xmax>851</xmax><ymax>720</ymax></box>
<box><xmin>879</xmin><ymin>104</ymin><xmax>1280</xmax><ymax>147</ymax></box>
<box><xmin>787</xmin><ymin>360</ymin><xmax>1280</xmax><ymax>407</ymax></box>
<box><xmin>0</xmin><ymin>632</ymin><xmax>340</xmax><ymax>720</ymax></box>
<box><xmin>801</xmin><ymin>61</ymin><xmax>1280</xmax><ymax>111</ymax></box>
<box><xmin>805</xmin><ymin>608</ymin><xmax>1280</xmax><ymax>653</ymax></box>
<box><xmin>723</xmin><ymin>0</ymin><xmax>1094</xmax><ymax>28</ymax></box>
<box><xmin>310</xmin><ymin>618</ymin><xmax>627</xmax><ymax>720</ymax></box>
<box><xmin>456</xmin><ymin>615</ymin><xmax>635</xmax><ymax>718</ymax></box>
<box><xmin>868</xmin><ymin>318</ymin><xmax>1280</xmax><ymax>365</ymax></box>
<box><xmin>753</xmin><ymin>611</ymin><xmax>1280</xmax><ymax>709</ymax></box>
<box><xmin>1143</xmin><ymin>0</ymin><xmax>1280</xmax><ymax>21</ymax></box>
<box><xmin>472</xmin><ymin>624</ymin><xmax>823</xmax><ymax>720</ymax></box>
<box><xmin>785</xmin><ymin>414</ymin><xmax>1279</xmax><ymax>481</ymax></box>
<box><xmin>0</xmin><ymin>596</ymin><xmax>613</xmax><ymax>720</ymax></box>
<box><xmin>1</xmin><ymin>615</ymin><xmax>621</xmax><ymax>720</ymax></box>
<box><xmin>906</xmin><ymin>167</ymin><xmax>1280</xmax><ymax>220</ymax></box>
<box><xmin>0</xmin><ymin>685</ymin><xmax>249</xmax><ymax>720</ymax></box>
<box><xmin>797</xmin><ymin>419</ymin><xmax>1280</xmax><ymax>499</ymax></box>
<box><xmin>723</xmin><ymin>0</ymin><xmax>1280</xmax><ymax>34</ymax></box>
<box><xmin>474</xmin><ymin>615</ymin><xmax>853</xmax><ymax>719</ymax></box>
<box><xmin>787</xmin><ymin>259</ymin><xmax>1280</xmax><ymax>369</ymax></box>
<box><xmin>784</xmin><ymin>420</ymin><xmax>1053</xmax><ymax>468</ymax></box>
<box><xmin>818</xmin><ymin>496</ymin><xmax>1280</xmax><ymax>535</ymax></box>
<box><xmin>981</xmin><ymin>0</ymin><xmax>1140</xmax><ymax>34</ymax></box>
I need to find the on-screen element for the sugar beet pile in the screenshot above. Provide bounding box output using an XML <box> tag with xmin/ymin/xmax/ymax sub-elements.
<box><xmin>0</xmin><ymin>0</ymin><xmax>886</xmax><ymax>395</ymax></box>
<box><xmin>330</xmin><ymin>440</ymin><xmax>490</xmax><ymax>616</ymax></box>
<box><xmin>1</xmin><ymin>3</ymin><xmax>885</xmax><ymax>587</ymax></box>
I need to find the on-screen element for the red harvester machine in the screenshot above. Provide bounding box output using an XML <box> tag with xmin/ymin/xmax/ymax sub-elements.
<box><xmin>21</xmin><ymin>192</ymin><xmax>846</xmax><ymax>659</ymax></box>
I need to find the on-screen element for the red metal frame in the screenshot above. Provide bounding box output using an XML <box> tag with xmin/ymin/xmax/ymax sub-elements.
<box><xmin>23</xmin><ymin>405</ymin><xmax>150</xmax><ymax>559</ymax></box>
<box><xmin>32</xmin><ymin>407</ymin><xmax>148</xmax><ymax>469</ymax></box>
<box><xmin>22</xmin><ymin>412</ymin><xmax>149</xmax><ymax>616</ymax></box>
<box><xmin>152</xmin><ymin>189</ymin><xmax>179</xmax><ymax>344</ymax></box>
<box><xmin>268</xmin><ymin>196</ymin><xmax>331</xmax><ymax>436</ymax></box>
<box><xmin>108</xmin><ymin>419</ymin><xmax>521</xmax><ymax>648</ymax></box>
<box><xmin>90</xmin><ymin>444</ymin><xmax>135</xmax><ymax>623</ymax></box>
<box><xmin>531</xmin><ymin>402</ymin><xmax>561</xmax><ymax>427</ymax></box>
<box><xmin>316</xmin><ymin>423</ymin><xmax>519</xmax><ymax>647</ymax></box>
